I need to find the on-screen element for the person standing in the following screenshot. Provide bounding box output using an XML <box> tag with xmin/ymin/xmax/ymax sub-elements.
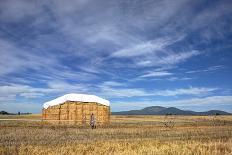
<box><xmin>90</xmin><ymin>113</ymin><xmax>96</xmax><ymax>129</ymax></box>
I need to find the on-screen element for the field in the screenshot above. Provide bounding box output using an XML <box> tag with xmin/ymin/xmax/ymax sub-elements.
<box><xmin>0</xmin><ymin>115</ymin><xmax>232</xmax><ymax>155</ymax></box>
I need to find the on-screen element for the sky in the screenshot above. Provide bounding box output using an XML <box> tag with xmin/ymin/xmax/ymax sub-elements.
<box><xmin>0</xmin><ymin>0</ymin><xmax>232</xmax><ymax>113</ymax></box>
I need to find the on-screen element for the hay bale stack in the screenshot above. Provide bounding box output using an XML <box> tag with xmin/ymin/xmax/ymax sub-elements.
<box><xmin>42</xmin><ymin>94</ymin><xmax>110</xmax><ymax>125</ymax></box>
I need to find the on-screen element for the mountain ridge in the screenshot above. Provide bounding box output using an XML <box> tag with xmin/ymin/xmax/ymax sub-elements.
<box><xmin>112</xmin><ymin>106</ymin><xmax>231</xmax><ymax>115</ymax></box>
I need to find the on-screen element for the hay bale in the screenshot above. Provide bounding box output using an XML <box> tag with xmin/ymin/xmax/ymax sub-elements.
<box><xmin>42</xmin><ymin>101</ymin><xmax>110</xmax><ymax>125</ymax></box>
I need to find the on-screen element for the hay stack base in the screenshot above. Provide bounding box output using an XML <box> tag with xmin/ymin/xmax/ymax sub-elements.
<box><xmin>42</xmin><ymin>101</ymin><xmax>110</xmax><ymax>125</ymax></box>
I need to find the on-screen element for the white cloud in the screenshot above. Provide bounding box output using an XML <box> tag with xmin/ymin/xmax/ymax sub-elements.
<box><xmin>0</xmin><ymin>84</ymin><xmax>53</xmax><ymax>101</ymax></box>
<box><xmin>46</xmin><ymin>81</ymin><xmax>91</xmax><ymax>93</ymax></box>
<box><xmin>154</xmin><ymin>87</ymin><xmax>217</xmax><ymax>96</ymax></box>
<box><xmin>111</xmin><ymin>37</ymin><xmax>174</xmax><ymax>58</ymax></box>
<box><xmin>157</xmin><ymin>50</ymin><xmax>200</xmax><ymax>65</ymax></box>
<box><xmin>19</xmin><ymin>92</ymin><xmax>44</xmax><ymax>99</ymax></box>
<box><xmin>191</xmin><ymin>1</ymin><xmax>232</xmax><ymax>36</ymax></box>
<box><xmin>136</xmin><ymin>50</ymin><xmax>200</xmax><ymax>67</ymax></box>
<box><xmin>186</xmin><ymin>65</ymin><xmax>225</xmax><ymax>74</ymax></box>
<box><xmin>0</xmin><ymin>81</ymin><xmax>92</xmax><ymax>102</ymax></box>
<box><xmin>0</xmin><ymin>80</ymin><xmax>217</xmax><ymax>102</ymax></box>
<box><xmin>0</xmin><ymin>38</ymin><xmax>99</xmax><ymax>83</ymax></box>
<box><xmin>139</xmin><ymin>71</ymin><xmax>173</xmax><ymax>78</ymax></box>
<box><xmin>0</xmin><ymin>0</ymin><xmax>43</xmax><ymax>22</ymax></box>
<box><xmin>98</xmin><ymin>84</ymin><xmax>217</xmax><ymax>98</ymax></box>
<box><xmin>0</xmin><ymin>95</ymin><xmax>16</xmax><ymax>102</ymax></box>
<box><xmin>98</xmin><ymin>86</ymin><xmax>150</xmax><ymax>98</ymax></box>
<box><xmin>166</xmin><ymin>77</ymin><xmax>193</xmax><ymax>81</ymax></box>
<box><xmin>0</xmin><ymin>39</ymin><xmax>60</xmax><ymax>76</ymax></box>
<box><xmin>177</xmin><ymin>96</ymin><xmax>232</xmax><ymax>105</ymax></box>
<box><xmin>111</xmin><ymin>34</ymin><xmax>187</xmax><ymax>58</ymax></box>
<box><xmin>102</xmin><ymin>81</ymin><xmax>124</xmax><ymax>87</ymax></box>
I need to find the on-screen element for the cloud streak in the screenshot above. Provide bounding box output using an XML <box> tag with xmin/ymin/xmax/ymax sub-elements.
<box><xmin>139</xmin><ymin>71</ymin><xmax>173</xmax><ymax>78</ymax></box>
<box><xmin>186</xmin><ymin>65</ymin><xmax>225</xmax><ymax>74</ymax></box>
<box><xmin>111</xmin><ymin>37</ymin><xmax>181</xmax><ymax>58</ymax></box>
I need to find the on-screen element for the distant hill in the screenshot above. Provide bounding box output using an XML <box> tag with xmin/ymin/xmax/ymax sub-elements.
<box><xmin>112</xmin><ymin>106</ymin><xmax>231</xmax><ymax>115</ymax></box>
<box><xmin>0</xmin><ymin>111</ymin><xmax>32</xmax><ymax>115</ymax></box>
<box><xmin>0</xmin><ymin>111</ymin><xmax>9</xmax><ymax>115</ymax></box>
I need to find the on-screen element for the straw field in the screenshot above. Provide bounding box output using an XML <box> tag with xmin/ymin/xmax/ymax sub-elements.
<box><xmin>0</xmin><ymin>115</ymin><xmax>232</xmax><ymax>155</ymax></box>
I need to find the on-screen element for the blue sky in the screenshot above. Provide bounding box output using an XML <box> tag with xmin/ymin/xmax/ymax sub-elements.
<box><xmin>0</xmin><ymin>0</ymin><xmax>232</xmax><ymax>113</ymax></box>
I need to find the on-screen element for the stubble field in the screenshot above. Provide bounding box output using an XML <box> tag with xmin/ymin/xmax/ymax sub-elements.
<box><xmin>0</xmin><ymin>114</ymin><xmax>232</xmax><ymax>155</ymax></box>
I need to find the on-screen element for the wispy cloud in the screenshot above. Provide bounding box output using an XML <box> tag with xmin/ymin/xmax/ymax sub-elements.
<box><xmin>19</xmin><ymin>92</ymin><xmax>44</xmax><ymax>99</ymax></box>
<box><xmin>166</xmin><ymin>77</ymin><xmax>193</xmax><ymax>81</ymax></box>
<box><xmin>0</xmin><ymin>81</ymin><xmax>217</xmax><ymax>104</ymax></box>
<box><xmin>136</xmin><ymin>50</ymin><xmax>200</xmax><ymax>67</ymax></box>
<box><xmin>99</xmin><ymin>86</ymin><xmax>149</xmax><ymax>98</ymax></box>
<box><xmin>109</xmin><ymin>35</ymin><xmax>201</xmax><ymax>69</ymax></box>
<box><xmin>139</xmin><ymin>71</ymin><xmax>173</xmax><ymax>78</ymax></box>
<box><xmin>102</xmin><ymin>81</ymin><xmax>125</xmax><ymax>87</ymax></box>
<box><xmin>0</xmin><ymin>81</ymin><xmax>91</xmax><ymax>102</ymax></box>
<box><xmin>111</xmin><ymin>37</ymin><xmax>182</xmax><ymax>58</ymax></box>
<box><xmin>0</xmin><ymin>84</ymin><xmax>48</xmax><ymax>102</ymax></box>
<box><xmin>186</xmin><ymin>65</ymin><xmax>225</xmax><ymax>74</ymax></box>
<box><xmin>0</xmin><ymin>38</ymin><xmax>59</xmax><ymax>76</ymax></box>
<box><xmin>154</xmin><ymin>87</ymin><xmax>217</xmax><ymax>97</ymax></box>
<box><xmin>98</xmin><ymin>84</ymin><xmax>217</xmax><ymax>98</ymax></box>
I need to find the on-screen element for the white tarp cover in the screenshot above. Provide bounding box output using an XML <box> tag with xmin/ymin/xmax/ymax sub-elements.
<box><xmin>43</xmin><ymin>93</ymin><xmax>110</xmax><ymax>109</ymax></box>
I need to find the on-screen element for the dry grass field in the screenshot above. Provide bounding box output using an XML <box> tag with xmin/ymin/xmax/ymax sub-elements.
<box><xmin>0</xmin><ymin>114</ymin><xmax>232</xmax><ymax>155</ymax></box>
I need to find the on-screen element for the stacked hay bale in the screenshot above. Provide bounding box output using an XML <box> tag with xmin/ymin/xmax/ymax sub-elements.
<box><xmin>42</xmin><ymin>94</ymin><xmax>110</xmax><ymax>125</ymax></box>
